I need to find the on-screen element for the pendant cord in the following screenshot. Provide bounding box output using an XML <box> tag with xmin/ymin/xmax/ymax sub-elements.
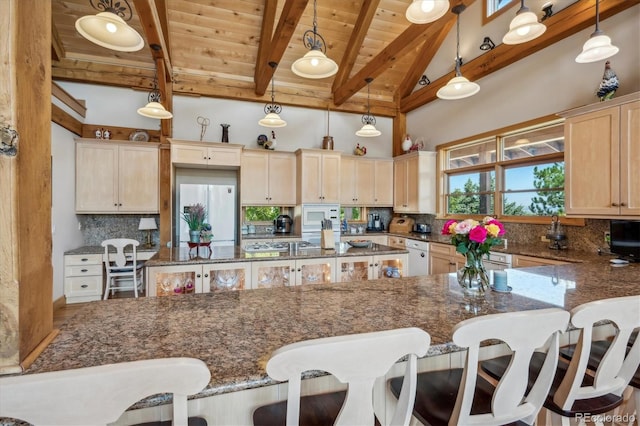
<box><xmin>455</xmin><ymin>13</ymin><xmax>461</xmax><ymax>76</ymax></box>
<box><xmin>595</xmin><ymin>0</ymin><xmax>600</xmax><ymax>32</ymax></box>
<box><xmin>312</xmin><ymin>0</ymin><xmax>318</xmax><ymax>46</ymax></box>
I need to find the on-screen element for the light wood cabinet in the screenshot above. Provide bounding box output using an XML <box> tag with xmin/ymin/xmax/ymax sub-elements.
<box><xmin>387</xmin><ymin>236</ymin><xmax>406</xmax><ymax>249</ymax></box>
<box><xmin>512</xmin><ymin>255</ymin><xmax>569</xmax><ymax>268</ymax></box>
<box><xmin>64</xmin><ymin>254</ymin><xmax>103</xmax><ymax>303</ymax></box>
<box><xmin>252</xmin><ymin>258</ymin><xmax>335</xmax><ymax>287</ymax></box>
<box><xmin>336</xmin><ymin>253</ymin><xmax>408</xmax><ymax>282</ymax></box>
<box><xmin>296</xmin><ymin>149</ymin><xmax>341</xmax><ymax>204</ymax></box>
<box><xmin>562</xmin><ymin>93</ymin><xmax>640</xmax><ymax>218</ymax></box>
<box><xmin>170</xmin><ymin>140</ymin><xmax>243</xmax><ymax>168</ymax></box>
<box><xmin>429</xmin><ymin>243</ymin><xmax>464</xmax><ymax>275</ymax></box>
<box><xmin>393</xmin><ymin>151</ymin><xmax>436</xmax><ymax>214</ymax></box>
<box><xmin>340</xmin><ymin>156</ymin><xmax>393</xmax><ymax>206</ymax></box>
<box><xmin>241</xmin><ymin>150</ymin><xmax>296</xmax><ymax>206</ymax></box>
<box><xmin>75</xmin><ymin>140</ymin><xmax>159</xmax><ymax>213</ymax></box>
<box><xmin>203</xmin><ymin>262</ymin><xmax>252</xmax><ymax>291</ymax></box>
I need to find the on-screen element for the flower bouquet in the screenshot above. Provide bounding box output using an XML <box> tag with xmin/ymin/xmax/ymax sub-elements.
<box><xmin>181</xmin><ymin>203</ymin><xmax>207</xmax><ymax>242</ymax></box>
<box><xmin>441</xmin><ymin>217</ymin><xmax>506</xmax><ymax>295</ymax></box>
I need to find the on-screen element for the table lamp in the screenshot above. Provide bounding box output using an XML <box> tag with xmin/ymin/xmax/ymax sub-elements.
<box><xmin>138</xmin><ymin>218</ymin><xmax>157</xmax><ymax>248</ymax></box>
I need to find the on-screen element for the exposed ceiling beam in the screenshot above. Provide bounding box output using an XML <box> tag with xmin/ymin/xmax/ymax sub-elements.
<box><xmin>255</xmin><ymin>0</ymin><xmax>309</xmax><ymax>96</ymax></box>
<box><xmin>133</xmin><ymin>0</ymin><xmax>172</xmax><ymax>79</ymax></box>
<box><xmin>400</xmin><ymin>0</ymin><xmax>639</xmax><ymax>113</ymax></box>
<box><xmin>51</xmin><ymin>18</ymin><xmax>64</xmax><ymax>62</ymax></box>
<box><xmin>333</xmin><ymin>0</ymin><xmax>475</xmax><ymax>106</ymax></box>
<box><xmin>331</xmin><ymin>0</ymin><xmax>380</xmax><ymax>93</ymax></box>
<box><xmin>254</xmin><ymin>0</ymin><xmax>278</xmax><ymax>86</ymax></box>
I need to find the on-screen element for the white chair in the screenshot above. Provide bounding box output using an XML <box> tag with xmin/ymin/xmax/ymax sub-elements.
<box><xmin>253</xmin><ymin>327</ymin><xmax>431</xmax><ymax>426</ymax></box>
<box><xmin>102</xmin><ymin>238</ymin><xmax>144</xmax><ymax>299</ymax></box>
<box><xmin>0</xmin><ymin>357</ymin><xmax>211</xmax><ymax>426</ymax></box>
<box><xmin>391</xmin><ymin>308</ymin><xmax>570</xmax><ymax>426</ymax></box>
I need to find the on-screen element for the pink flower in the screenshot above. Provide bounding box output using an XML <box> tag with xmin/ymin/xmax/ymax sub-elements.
<box><xmin>441</xmin><ymin>220</ymin><xmax>457</xmax><ymax>235</ymax></box>
<box><xmin>469</xmin><ymin>225</ymin><xmax>488</xmax><ymax>243</ymax></box>
<box><xmin>454</xmin><ymin>219</ymin><xmax>477</xmax><ymax>235</ymax></box>
<box><xmin>486</xmin><ymin>219</ymin><xmax>505</xmax><ymax>236</ymax></box>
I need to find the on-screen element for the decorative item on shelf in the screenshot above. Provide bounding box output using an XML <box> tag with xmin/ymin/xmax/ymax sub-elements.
<box><xmin>220</xmin><ymin>124</ymin><xmax>230</xmax><ymax>142</ymax></box>
<box><xmin>257</xmin><ymin>134</ymin><xmax>268</xmax><ymax>146</ymax></box>
<box><xmin>322</xmin><ymin>106</ymin><xmax>334</xmax><ymax>150</ymax></box>
<box><xmin>129</xmin><ymin>129</ymin><xmax>150</xmax><ymax>142</ymax></box>
<box><xmin>264</xmin><ymin>131</ymin><xmax>277</xmax><ymax>150</ymax></box>
<box><xmin>354</xmin><ymin>143</ymin><xmax>367</xmax><ymax>156</ymax></box>
<box><xmin>410</xmin><ymin>138</ymin><xmax>424</xmax><ymax>152</ymax></box>
<box><xmin>95</xmin><ymin>129</ymin><xmax>103</xmax><ymax>139</ymax></box>
<box><xmin>437</xmin><ymin>5</ymin><xmax>480</xmax><ymax>100</ymax></box>
<box><xmin>291</xmin><ymin>0</ymin><xmax>338</xmax><ymax>79</ymax></box>
<box><xmin>138</xmin><ymin>217</ymin><xmax>157</xmax><ymax>248</ymax></box>
<box><xmin>597</xmin><ymin>61</ymin><xmax>618</xmax><ymax>102</ymax></box>
<box><xmin>502</xmin><ymin>0</ymin><xmax>546</xmax><ymax>45</ymax></box>
<box><xmin>181</xmin><ymin>203</ymin><xmax>207</xmax><ymax>243</ymax></box>
<box><xmin>102</xmin><ymin>129</ymin><xmax>111</xmax><ymax>140</ymax></box>
<box><xmin>197</xmin><ymin>116</ymin><xmax>210</xmax><ymax>141</ymax></box>
<box><xmin>200</xmin><ymin>223</ymin><xmax>213</xmax><ymax>242</ymax></box>
<box><xmin>356</xmin><ymin>78</ymin><xmax>381</xmax><ymax>137</ymax></box>
<box><xmin>402</xmin><ymin>135</ymin><xmax>413</xmax><ymax>152</ymax></box>
<box><xmin>74</xmin><ymin>0</ymin><xmax>144</xmax><ymax>52</ymax></box>
<box><xmin>137</xmin><ymin>69</ymin><xmax>173</xmax><ymax>119</ymax></box>
<box><xmin>576</xmin><ymin>0</ymin><xmax>618</xmax><ymax>63</ymax></box>
<box><xmin>259</xmin><ymin>62</ymin><xmax>287</xmax><ymax>128</ymax></box>
<box><xmin>441</xmin><ymin>216</ymin><xmax>506</xmax><ymax>296</ymax></box>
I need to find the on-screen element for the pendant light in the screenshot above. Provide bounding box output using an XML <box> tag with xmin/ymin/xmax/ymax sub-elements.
<box><xmin>575</xmin><ymin>0</ymin><xmax>619</xmax><ymax>63</ymax></box>
<box><xmin>259</xmin><ymin>62</ymin><xmax>287</xmax><ymax>128</ymax></box>
<box><xmin>291</xmin><ymin>0</ymin><xmax>338</xmax><ymax>79</ymax></box>
<box><xmin>502</xmin><ymin>0</ymin><xmax>546</xmax><ymax>45</ymax></box>
<box><xmin>437</xmin><ymin>5</ymin><xmax>480</xmax><ymax>100</ymax></box>
<box><xmin>406</xmin><ymin>0</ymin><xmax>450</xmax><ymax>24</ymax></box>
<box><xmin>75</xmin><ymin>0</ymin><xmax>144</xmax><ymax>52</ymax></box>
<box><xmin>356</xmin><ymin>78</ymin><xmax>381</xmax><ymax>138</ymax></box>
<box><xmin>137</xmin><ymin>72</ymin><xmax>173</xmax><ymax>119</ymax></box>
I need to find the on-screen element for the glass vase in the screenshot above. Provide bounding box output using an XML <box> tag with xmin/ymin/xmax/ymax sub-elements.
<box><xmin>457</xmin><ymin>251</ymin><xmax>489</xmax><ymax>296</ymax></box>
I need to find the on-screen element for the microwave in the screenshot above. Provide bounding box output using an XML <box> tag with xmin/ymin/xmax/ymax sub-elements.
<box><xmin>300</xmin><ymin>204</ymin><xmax>340</xmax><ymax>232</ymax></box>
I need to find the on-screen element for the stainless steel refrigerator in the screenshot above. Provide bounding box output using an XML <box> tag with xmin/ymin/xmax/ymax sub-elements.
<box><xmin>178</xmin><ymin>183</ymin><xmax>237</xmax><ymax>247</ymax></box>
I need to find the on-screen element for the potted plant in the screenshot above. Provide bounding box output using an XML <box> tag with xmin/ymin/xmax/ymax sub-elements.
<box><xmin>181</xmin><ymin>203</ymin><xmax>207</xmax><ymax>243</ymax></box>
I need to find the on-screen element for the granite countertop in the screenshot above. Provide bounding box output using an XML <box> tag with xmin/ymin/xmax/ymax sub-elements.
<box><xmin>242</xmin><ymin>233</ymin><xmax>303</xmax><ymax>240</ymax></box>
<box><xmin>26</xmin><ymin>259</ymin><xmax>640</xmax><ymax>408</ymax></box>
<box><xmin>65</xmin><ymin>246</ymin><xmax>159</xmax><ymax>256</ymax></box>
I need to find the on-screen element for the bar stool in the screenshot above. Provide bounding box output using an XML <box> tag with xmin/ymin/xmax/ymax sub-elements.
<box><xmin>389</xmin><ymin>308</ymin><xmax>570</xmax><ymax>425</ymax></box>
<box><xmin>252</xmin><ymin>327</ymin><xmax>431</xmax><ymax>426</ymax></box>
<box><xmin>102</xmin><ymin>238</ymin><xmax>144</xmax><ymax>299</ymax></box>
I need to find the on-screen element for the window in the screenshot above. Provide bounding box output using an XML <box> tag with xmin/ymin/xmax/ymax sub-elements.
<box><xmin>483</xmin><ymin>0</ymin><xmax>517</xmax><ymax>24</ymax></box>
<box><xmin>244</xmin><ymin>207</ymin><xmax>281</xmax><ymax>222</ymax></box>
<box><xmin>340</xmin><ymin>207</ymin><xmax>362</xmax><ymax>221</ymax></box>
<box><xmin>439</xmin><ymin>119</ymin><xmax>573</xmax><ymax>224</ymax></box>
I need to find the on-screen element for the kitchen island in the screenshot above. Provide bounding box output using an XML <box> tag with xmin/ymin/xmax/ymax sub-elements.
<box><xmin>24</xmin><ymin>259</ymin><xmax>639</xmax><ymax>424</ymax></box>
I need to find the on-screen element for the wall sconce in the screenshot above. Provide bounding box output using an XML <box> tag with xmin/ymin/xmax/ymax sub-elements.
<box><xmin>418</xmin><ymin>75</ymin><xmax>431</xmax><ymax>86</ymax></box>
<box><xmin>541</xmin><ymin>2</ymin><xmax>553</xmax><ymax>21</ymax></box>
<box><xmin>479</xmin><ymin>37</ymin><xmax>495</xmax><ymax>51</ymax></box>
<box><xmin>75</xmin><ymin>0</ymin><xmax>144</xmax><ymax>52</ymax></box>
<box><xmin>138</xmin><ymin>218</ymin><xmax>157</xmax><ymax>248</ymax></box>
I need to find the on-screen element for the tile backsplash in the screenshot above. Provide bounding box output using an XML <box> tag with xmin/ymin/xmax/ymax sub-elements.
<box><xmin>78</xmin><ymin>214</ymin><xmax>160</xmax><ymax>247</ymax></box>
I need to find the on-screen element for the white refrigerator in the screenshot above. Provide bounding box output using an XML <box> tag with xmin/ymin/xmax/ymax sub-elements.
<box><xmin>178</xmin><ymin>183</ymin><xmax>237</xmax><ymax>247</ymax></box>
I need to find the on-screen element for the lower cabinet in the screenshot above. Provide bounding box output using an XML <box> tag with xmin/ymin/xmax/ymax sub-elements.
<box><xmin>205</xmin><ymin>262</ymin><xmax>252</xmax><ymax>292</ymax></box>
<box><xmin>512</xmin><ymin>255</ymin><xmax>569</xmax><ymax>268</ymax></box>
<box><xmin>64</xmin><ymin>254</ymin><xmax>103</xmax><ymax>303</ymax></box>
<box><xmin>147</xmin><ymin>262</ymin><xmax>253</xmax><ymax>295</ymax></box>
<box><xmin>429</xmin><ymin>243</ymin><xmax>464</xmax><ymax>275</ymax></box>
<box><xmin>336</xmin><ymin>254</ymin><xmax>408</xmax><ymax>282</ymax></box>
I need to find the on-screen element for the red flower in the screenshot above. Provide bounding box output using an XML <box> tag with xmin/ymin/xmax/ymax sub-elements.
<box><xmin>469</xmin><ymin>226</ymin><xmax>488</xmax><ymax>243</ymax></box>
<box><xmin>441</xmin><ymin>220</ymin><xmax>457</xmax><ymax>235</ymax></box>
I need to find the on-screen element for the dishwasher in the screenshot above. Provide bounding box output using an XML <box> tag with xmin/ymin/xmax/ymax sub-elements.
<box><xmin>483</xmin><ymin>252</ymin><xmax>512</xmax><ymax>270</ymax></box>
<box><xmin>405</xmin><ymin>239</ymin><xmax>429</xmax><ymax>277</ymax></box>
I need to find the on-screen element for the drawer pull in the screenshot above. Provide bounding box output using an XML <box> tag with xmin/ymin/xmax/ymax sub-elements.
<box><xmin>81</xmin><ymin>284</ymin><xmax>88</xmax><ymax>288</ymax></box>
<box><xmin>81</xmin><ymin>258</ymin><xmax>89</xmax><ymax>262</ymax></box>
<box><xmin>81</xmin><ymin>269</ymin><xmax>88</xmax><ymax>272</ymax></box>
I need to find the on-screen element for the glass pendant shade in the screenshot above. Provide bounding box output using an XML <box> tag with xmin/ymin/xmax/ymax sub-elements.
<box><xmin>137</xmin><ymin>102</ymin><xmax>173</xmax><ymax>119</ymax></box>
<box><xmin>576</xmin><ymin>32</ymin><xmax>619</xmax><ymax>63</ymax></box>
<box><xmin>291</xmin><ymin>49</ymin><xmax>339</xmax><ymax>79</ymax></box>
<box><xmin>437</xmin><ymin>75</ymin><xmax>480</xmax><ymax>100</ymax></box>
<box><xmin>75</xmin><ymin>12</ymin><xmax>144</xmax><ymax>52</ymax></box>
<box><xmin>258</xmin><ymin>112</ymin><xmax>287</xmax><ymax>128</ymax></box>
<box><xmin>503</xmin><ymin>6</ymin><xmax>546</xmax><ymax>45</ymax></box>
<box><xmin>356</xmin><ymin>123</ymin><xmax>381</xmax><ymax>137</ymax></box>
<box><xmin>405</xmin><ymin>0</ymin><xmax>450</xmax><ymax>24</ymax></box>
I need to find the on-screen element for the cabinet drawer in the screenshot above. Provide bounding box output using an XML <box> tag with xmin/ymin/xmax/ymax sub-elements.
<box><xmin>64</xmin><ymin>254</ymin><xmax>102</xmax><ymax>266</ymax></box>
<box><xmin>429</xmin><ymin>243</ymin><xmax>452</xmax><ymax>255</ymax></box>
<box><xmin>65</xmin><ymin>276</ymin><xmax>102</xmax><ymax>295</ymax></box>
<box><xmin>65</xmin><ymin>264</ymin><xmax>103</xmax><ymax>276</ymax></box>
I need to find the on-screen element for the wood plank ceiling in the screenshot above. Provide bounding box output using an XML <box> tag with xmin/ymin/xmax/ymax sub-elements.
<box><xmin>51</xmin><ymin>0</ymin><xmax>638</xmax><ymax>119</ymax></box>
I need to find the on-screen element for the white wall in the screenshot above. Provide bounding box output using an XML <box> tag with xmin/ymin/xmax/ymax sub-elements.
<box><xmin>407</xmin><ymin>4</ymin><xmax>640</xmax><ymax>149</ymax></box>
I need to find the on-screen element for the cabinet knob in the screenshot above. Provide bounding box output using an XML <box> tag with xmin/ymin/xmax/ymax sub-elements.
<box><xmin>114</xmin><ymin>203</ymin><xmax>118</xmax><ymax>206</ymax></box>
<box><xmin>369</xmin><ymin>264</ymin><xmax>373</xmax><ymax>267</ymax></box>
<box><xmin>119</xmin><ymin>203</ymin><xmax>122</xmax><ymax>206</ymax></box>
<box><xmin>374</xmin><ymin>263</ymin><xmax>378</xmax><ymax>267</ymax></box>
<box><xmin>620</xmin><ymin>202</ymin><xmax>626</xmax><ymax>206</ymax></box>
<box><xmin>196</xmin><ymin>274</ymin><xmax>201</xmax><ymax>278</ymax></box>
<box><xmin>297</xmin><ymin>268</ymin><xmax>301</xmax><ymax>272</ymax></box>
<box><xmin>612</xmin><ymin>202</ymin><xmax>619</xmax><ymax>207</ymax></box>
<box><xmin>420</xmin><ymin>252</ymin><xmax>425</xmax><ymax>258</ymax></box>
<box><xmin>204</xmin><ymin>274</ymin><xmax>209</xmax><ymax>278</ymax></box>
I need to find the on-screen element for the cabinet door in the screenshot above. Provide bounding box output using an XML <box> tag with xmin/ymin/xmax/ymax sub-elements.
<box><xmin>565</xmin><ymin>107</ymin><xmax>619</xmax><ymax>215</ymax></box>
<box><xmin>268</xmin><ymin>152</ymin><xmax>297</xmax><ymax>205</ymax></box>
<box><xmin>337</xmin><ymin>256</ymin><xmax>372</xmax><ymax>282</ymax></box>
<box><xmin>299</xmin><ymin>152</ymin><xmax>323</xmax><ymax>203</ymax></box>
<box><xmin>172</xmin><ymin>145</ymin><xmax>209</xmax><ymax>166</ymax></box>
<box><xmin>118</xmin><ymin>145</ymin><xmax>159</xmax><ymax>212</ymax></box>
<box><xmin>241</xmin><ymin>151</ymin><xmax>270</xmax><ymax>205</ymax></box>
<box><xmin>146</xmin><ymin>265</ymin><xmax>204</xmax><ymax>297</ymax></box>
<box><xmin>405</xmin><ymin>155</ymin><xmax>420</xmax><ymax>212</ymax></box>
<box><xmin>374</xmin><ymin>160</ymin><xmax>394</xmax><ymax>206</ymax></box>
<box><xmin>429</xmin><ymin>253</ymin><xmax>454</xmax><ymax>275</ymax></box>
<box><xmin>355</xmin><ymin>159</ymin><xmax>375</xmax><ymax>205</ymax></box>
<box><xmin>207</xmin><ymin>146</ymin><xmax>241</xmax><ymax>167</ymax></box>
<box><xmin>620</xmin><ymin>100</ymin><xmax>640</xmax><ymax>215</ymax></box>
<box><xmin>295</xmin><ymin>258</ymin><xmax>335</xmax><ymax>285</ymax></box>
<box><xmin>340</xmin><ymin>156</ymin><xmax>357</xmax><ymax>205</ymax></box>
<box><xmin>204</xmin><ymin>262</ymin><xmax>251</xmax><ymax>291</ymax></box>
<box><xmin>321</xmin><ymin>153</ymin><xmax>341</xmax><ymax>203</ymax></box>
<box><xmin>252</xmin><ymin>260</ymin><xmax>294</xmax><ymax>288</ymax></box>
<box><xmin>374</xmin><ymin>254</ymin><xmax>406</xmax><ymax>279</ymax></box>
<box><xmin>76</xmin><ymin>142</ymin><xmax>118</xmax><ymax>212</ymax></box>
<box><xmin>394</xmin><ymin>158</ymin><xmax>408</xmax><ymax>211</ymax></box>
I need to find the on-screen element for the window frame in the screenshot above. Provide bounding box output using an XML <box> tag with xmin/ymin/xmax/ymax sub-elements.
<box><xmin>483</xmin><ymin>0</ymin><xmax>518</xmax><ymax>25</ymax></box>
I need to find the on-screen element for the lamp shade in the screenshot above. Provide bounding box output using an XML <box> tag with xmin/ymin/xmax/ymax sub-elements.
<box><xmin>258</xmin><ymin>112</ymin><xmax>287</xmax><ymax>128</ymax></box>
<box><xmin>575</xmin><ymin>33</ymin><xmax>619</xmax><ymax>63</ymax></box>
<box><xmin>138</xmin><ymin>218</ymin><xmax>157</xmax><ymax>231</ymax></box>
<box><xmin>75</xmin><ymin>12</ymin><xmax>144</xmax><ymax>52</ymax></box>
<box><xmin>405</xmin><ymin>0</ymin><xmax>450</xmax><ymax>24</ymax></box>
<box><xmin>137</xmin><ymin>102</ymin><xmax>173</xmax><ymax>119</ymax></box>
<box><xmin>291</xmin><ymin>50</ymin><xmax>339</xmax><ymax>79</ymax></box>
<box><xmin>355</xmin><ymin>124</ymin><xmax>381</xmax><ymax>137</ymax></box>
<box><xmin>502</xmin><ymin>9</ymin><xmax>546</xmax><ymax>44</ymax></box>
<box><xmin>436</xmin><ymin>75</ymin><xmax>480</xmax><ymax>100</ymax></box>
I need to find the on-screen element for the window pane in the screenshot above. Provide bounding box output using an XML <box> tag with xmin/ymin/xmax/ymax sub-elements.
<box><xmin>502</xmin><ymin>123</ymin><xmax>564</xmax><ymax>161</ymax></box>
<box><xmin>340</xmin><ymin>207</ymin><xmax>362</xmax><ymax>221</ymax></box>
<box><xmin>502</xmin><ymin>162</ymin><xmax>565</xmax><ymax>216</ymax></box>
<box><xmin>244</xmin><ymin>207</ymin><xmax>281</xmax><ymax>221</ymax></box>
<box><xmin>446</xmin><ymin>138</ymin><xmax>496</xmax><ymax>170</ymax></box>
<box><xmin>502</xmin><ymin>191</ymin><xmax>565</xmax><ymax>216</ymax></box>
<box><xmin>446</xmin><ymin>170</ymin><xmax>495</xmax><ymax>215</ymax></box>
<box><xmin>487</xmin><ymin>0</ymin><xmax>516</xmax><ymax>16</ymax></box>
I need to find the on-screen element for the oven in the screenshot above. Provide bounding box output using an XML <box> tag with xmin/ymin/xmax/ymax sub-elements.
<box><xmin>299</xmin><ymin>204</ymin><xmax>340</xmax><ymax>245</ymax></box>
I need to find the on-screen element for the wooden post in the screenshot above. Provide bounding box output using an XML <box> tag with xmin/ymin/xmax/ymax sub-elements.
<box><xmin>393</xmin><ymin>112</ymin><xmax>407</xmax><ymax>157</ymax></box>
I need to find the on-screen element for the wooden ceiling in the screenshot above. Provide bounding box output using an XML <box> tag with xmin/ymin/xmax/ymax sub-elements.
<box><xmin>51</xmin><ymin>0</ymin><xmax>637</xmax><ymax>118</ymax></box>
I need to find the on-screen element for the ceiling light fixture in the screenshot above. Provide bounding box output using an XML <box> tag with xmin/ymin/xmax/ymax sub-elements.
<box><xmin>405</xmin><ymin>0</ymin><xmax>450</xmax><ymax>24</ymax></box>
<box><xmin>137</xmin><ymin>71</ymin><xmax>173</xmax><ymax>119</ymax></box>
<box><xmin>437</xmin><ymin>5</ymin><xmax>480</xmax><ymax>101</ymax></box>
<box><xmin>291</xmin><ymin>0</ymin><xmax>338</xmax><ymax>79</ymax></box>
<box><xmin>503</xmin><ymin>0</ymin><xmax>546</xmax><ymax>45</ymax></box>
<box><xmin>259</xmin><ymin>62</ymin><xmax>287</xmax><ymax>128</ymax></box>
<box><xmin>479</xmin><ymin>36</ymin><xmax>496</xmax><ymax>51</ymax></box>
<box><xmin>356</xmin><ymin>78</ymin><xmax>381</xmax><ymax>138</ymax></box>
<box><xmin>75</xmin><ymin>0</ymin><xmax>144</xmax><ymax>52</ymax></box>
<box><xmin>575</xmin><ymin>0</ymin><xmax>618</xmax><ymax>63</ymax></box>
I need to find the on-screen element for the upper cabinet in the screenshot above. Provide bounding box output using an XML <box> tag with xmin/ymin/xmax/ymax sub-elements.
<box><xmin>393</xmin><ymin>151</ymin><xmax>436</xmax><ymax>214</ymax></box>
<box><xmin>562</xmin><ymin>93</ymin><xmax>640</xmax><ymax>218</ymax></box>
<box><xmin>340</xmin><ymin>156</ymin><xmax>393</xmax><ymax>206</ymax></box>
<box><xmin>296</xmin><ymin>149</ymin><xmax>341</xmax><ymax>204</ymax></box>
<box><xmin>75</xmin><ymin>139</ymin><xmax>159</xmax><ymax>213</ymax></box>
<box><xmin>241</xmin><ymin>150</ymin><xmax>296</xmax><ymax>206</ymax></box>
<box><xmin>170</xmin><ymin>140</ymin><xmax>243</xmax><ymax>168</ymax></box>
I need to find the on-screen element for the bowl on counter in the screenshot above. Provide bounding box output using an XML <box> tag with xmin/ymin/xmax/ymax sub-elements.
<box><xmin>347</xmin><ymin>240</ymin><xmax>372</xmax><ymax>248</ymax></box>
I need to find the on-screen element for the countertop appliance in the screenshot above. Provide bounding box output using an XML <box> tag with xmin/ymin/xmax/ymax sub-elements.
<box><xmin>388</xmin><ymin>217</ymin><xmax>415</xmax><ymax>234</ymax></box>
<box><xmin>413</xmin><ymin>223</ymin><xmax>431</xmax><ymax>234</ymax></box>
<box><xmin>405</xmin><ymin>239</ymin><xmax>429</xmax><ymax>277</ymax></box>
<box><xmin>366</xmin><ymin>213</ymin><xmax>384</xmax><ymax>232</ymax></box>
<box><xmin>274</xmin><ymin>215</ymin><xmax>293</xmax><ymax>234</ymax></box>
<box><xmin>299</xmin><ymin>204</ymin><xmax>340</xmax><ymax>245</ymax></box>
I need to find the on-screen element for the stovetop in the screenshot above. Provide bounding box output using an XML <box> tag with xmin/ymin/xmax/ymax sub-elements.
<box><xmin>243</xmin><ymin>241</ymin><xmax>319</xmax><ymax>252</ymax></box>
